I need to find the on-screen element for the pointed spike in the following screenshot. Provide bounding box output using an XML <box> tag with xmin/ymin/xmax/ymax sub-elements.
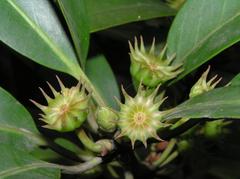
<box><xmin>38</xmin><ymin>113</ymin><xmax>45</xmax><ymax>118</ymax></box>
<box><xmin>152</xmin><ymin>132</ymin><xmax>164</xmax><ymax>142</ymax></box>
<box><xmin>173</xmin><ymin>63</ymin><xmax>183</xmax><ymax>71</ymax></box>
<box><xmin>30</xmin><ymin>99</ymin><xmax>47</xmax><ymax>111</ymax></box>
<box><xmin>203</xmin><ymin>65</ymin><xmax>211</xmax><ymax>82</ymax></box>
<box><xmin>46</xmin><ymin>82</ymin><xmax>58</xmax><ymax>97</ymax></box>
<box><xmin>76</xmin><ymin>81</ymin><xmax>81</xmax><ymax>90</ymax></box>
<box><xmin>152</xmin><ymin>97</ymin><xmax>167</xmax><ymax>110</ymax></box>
<box><xmin>211</xmin><ymin>77</ymin><xmax>222</xmax><ymax>88</ymax></box>
<box><xmin>39</xmin><ymin>87</ymin><xmax>52</xmax><ymax>102</ymax></box>
<box><xmin>56</xmin><ymin>75</ymin><xmax>65</xmax><ymax>90</ymax></box>
<box><xmin>42</xmin><ymin>125</ymin><xmax>53</xmax><ymax>130</ymax></box>
<box><xmin>113</xmin><ymin>130</ymin><xmax>121</xmax><ymax>139</ymax></box>
<box><xmin>140</xmin><ymin>35</ymin><xmax>146</xmax><ymax>52</ymax></box>
<box><xmin>137</xmin><ymin>83</ymin><xmax>147</xmax><ymax>98</ymax></box>
<box><xmin>207</xmin><ymin>74</ymin><xmax>218</xmax><ymax>86</ymax></box>
<box><xmin>158</xmin><ymin>96</ymin><xmax>168</xmax><ymax>106</ymax></box>
<box><xmin>155</xmin><ymin>90</ymin><xmax>166</xmax><ymax>102</ymax></box>
<box><xmin>114</xmin><ymin>131</ymin><xmax>125</xmax><ymax>140</ymax></box>
<box><xmin>134</xmin><ymin>36</ymin><xmax>139</xmax><ymax>52</ymax></box>
<box><xmin>131</xmin><ymin>139</ymin><xmax>136</xmax><ymax>150</ymax></box>
<box><xmin>128</xmin><ymin>40</ymin><xmax>134</xmax><ymax>54</ymax></box>
<box><xmin>39</xmin><ymin>118</ymin><xmax>47</xmax><ymax>123</ymax></box>
<box><xmin>159</xmin><ymin>44</ymin><xmax>167</xmax><ymax>60</ymax></box>
<box><xmin>114</xmin><ymin>96</ymin><xmax>123</xmax><ymax>107</ymax></box>
<box><xmin>149</xmin><ymin>84</ymin><xmax>161</xmax><ymax>100</ymax></box>
<box><xmin>166</xmin><ymin>53</ymin><xmax>176</xmax><ymax>65</ymax></box>
<box><xmin>121</xmin><ymin>85</ymin><xmax>131</xmax><ymax>101</ymax></box>
<box><xmin>149</xmin><ymin>37</ymin><xmax>156</xmax><ymax>55</ymax></box>
<box><xmin>142</xmin><ymin>139</ymin><xmax>147</xmax><ymax>148</ymax></box>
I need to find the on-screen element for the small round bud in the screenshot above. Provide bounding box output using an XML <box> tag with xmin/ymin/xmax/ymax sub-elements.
<box><xmin>189</xmin><ymin>66</ymin><xmax>222</xmax><ymax>98</ymax></box>
<box><xmin>96</xmin><ymin>107</ymin><xmax>118</xmax><ymax>132</ymax></box>
<box><xmin>203</xmin><ymin>120</ymin><xmax>230</xmax><ymax>139</ymax></box>
<box><xmin>177</xmin><ymin>140</ymin><xmax>191</xmax><ymax>153</ymax></box>
<box><xmin>96</xmin><ymin>139</ymin><xmax>115</xmax><ymax>156</ymax></box>
<box><xmin>129</xmin><ymin>36</ymin><xmax>183</xmax><ymax>87</ymax></box>
<box><xmin>31</xmin><ymin>76</ymin><xmax>90</xmax><ymax>132</ymax></box>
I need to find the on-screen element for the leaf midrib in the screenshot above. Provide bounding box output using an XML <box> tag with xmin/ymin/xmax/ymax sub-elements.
<box><xmin>0</xmin><ymin>162</ymin><xmax>55</xmax><ymax>178</ymax></box>
<box><xmin>165</xmin><ymin>99</ymin><xmax>240</xmax><ymax>119</ymax></box>
<box><xmin>0</xmin><ymin>124</ymin><xmax>46</xmax><ymax>145</ymax></box>
<box><xmin>177</xmin><ymin>9</ymin><xmax>240</xmax><ymax>64</ymax></box>
<box><xmin>7</xmin><ymin>0</ymin><xmax>80</xmax><ymax>78</ymax></box>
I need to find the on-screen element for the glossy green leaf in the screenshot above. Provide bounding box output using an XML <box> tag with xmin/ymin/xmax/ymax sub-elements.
<box><xmin>230</xmin><ymin>73</ymin><xmax>240</xmax><ymax>86</ymax></box>
<box><xmin>57</xmin><ymin>0</ymin><xmax>89</xmax><ymax>68</ymax></box>
<box><xmin>85</xmin><ymin>0</ymin><xmax>176</xmax><ymax>32</ymax></box>
<box><xmin>86</xmin><ymin>55</ymin><xmax>120</xmax><ymax>109</ymax></box>
<box><xmin>0</xmin><ymin>87</ymin><xmax>60</xmax><ymax>178</ymax></box>
<box><xmin>167</xmin><ymin>0</ymin><xmax>240</xmax><ymax>82</ymax></box>
<box><xmin>163</xmin><ymin>86</ymin><xmax>240</xmax><ymax>120</ymax></box>
<box><xmin>0</xmin><ymin>0</ymin><xmax>81</xmax><ymax>79</ymax></box>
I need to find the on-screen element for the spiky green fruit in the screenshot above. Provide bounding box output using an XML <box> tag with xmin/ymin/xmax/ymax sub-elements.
<box><xmin>31</xmin><ymin>76</ymin><xmax>90</xmax><ymax>132</ymax></box>
<box><xmin>116</xmin><ymin>85</ymin><xmax>169</xmax><ymax>149</ymax></box>
<box><xmin>129</xmin><ymin>37</ymin><xmax>183</xmax><ymax>87</ymax></box>
<box><xmin>96</xmin><ymin>107</ymin><xmax>118</xmax><ymax>132</ymax></box>
<box><xmin>189</xmin><ymin>66</ymin><xmax>222</xmax><ymax>98</ymax></box>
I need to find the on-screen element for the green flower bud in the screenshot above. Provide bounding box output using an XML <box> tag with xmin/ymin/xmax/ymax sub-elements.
<box><xmin>189</xmin><ymin>66</ymin><xmax>222</xmax><ymax>98</ymax></box>
<box><xmin>115</xmin><ymin>84</ymin><xmax>169</xmax><ymax>149</ymax></box>
<box><xmin>96</xmin><ymin>139</ymin><xmax>115</xmax><ymax>156</ymax></box>
<box><xmin>177</xmin><ymin>139</ymin><xmax>191</xmax><ymax>153</ymax></box>
<box><xmin>31</xmin><ymin>76</ymin><xmax>90</xmax><ymax>132</ymax></box>
<box><xmin>203</xmin><ymin>120</ymin><xmax>230</xmax><ymax>140</ymax></box>
<box><xmin>96</xmin><ymin>107</ymin><xmax>118</xmax><ymax>132</ymax></box>
<box><xmin>129</xmin><ymin>36</ymin><xmax>183</xmax><ymax>87</ymax></box>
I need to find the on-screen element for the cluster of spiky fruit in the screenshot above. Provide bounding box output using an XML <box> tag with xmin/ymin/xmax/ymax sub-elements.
<box><xmin>32</xmin><ymin>36</ymin><xmax>183</xmax><ymax>151</ymax></box>
<box><xmin>31</xmin><ymin>76</ymin><xmax>90</xmax><ymax>132</ymax></box>
<box><xmin>115</xmin><ymin>85</ymin><xmax>169</xmax><ymax>148</ymax></box>
<box><xmin>129</xmin><ymin>37</ymin><xmax>183</xmax><ymax>87</ymax></box>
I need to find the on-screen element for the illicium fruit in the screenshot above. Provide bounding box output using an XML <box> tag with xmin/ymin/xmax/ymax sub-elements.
<box><xmin>116</xmin><ymin>85</ymin><xmax>169</xmax><ymax>148</ymax></box>
<box><xmin>31</xmin><ymin>76</ymin><xmax>90</xmax><ymax>132</ymax></box>
<box><xmin>96</xmin><ymin>107</ymin><xmax>118</xmax><ymax>133</ymax></box>
<box><xmin>129</xmin><ymin>36</ymin><xmax>183</xmax><ymax>87</ymax></box>
<box><xmin>189</xmin><ymin>66</ymin><xmax>227</xmax><ymax>139</ymax></box>
<box><xmin>189</xmin><ymin>66</ymin><xmax>222</xmax><ymax>98</ymax></box>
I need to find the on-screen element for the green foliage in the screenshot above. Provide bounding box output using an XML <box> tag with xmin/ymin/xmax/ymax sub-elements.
<box><xmin>167</xmin><ymin>0</ymin><xmax>240</xmax><ymax>83</ymax></box>
<box><xmin>164</xmin><ymin>86</ymin><xmax>240</xmax><ymax>120</ymax></box>
<box><xmin>86</xmin><ymin>55</ymin><xmax>120</xmax><ymax>109</ymax></box>
<box><xmin>85</xmin><ymin>0</ymin><xmax>176</xmax><ymax>32</ymax></box>
<box><xmin>0</xmin><ymin>0</ymin><xmax>81</xmax><ymax>79</ymax></box>
<box><xmin>57</xmin><ymin>0</ymin><xmax>89</xmax><ymax>68</ymax></box>
<box><xmin>1</xmin><ymin>0</ymin><xmax>240</xmax><ymax>178</ymax></box>
<box><xmin>0</xmin><ymin>87</ymin><xmax>60</xmax><ymax>178</ymax></box>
